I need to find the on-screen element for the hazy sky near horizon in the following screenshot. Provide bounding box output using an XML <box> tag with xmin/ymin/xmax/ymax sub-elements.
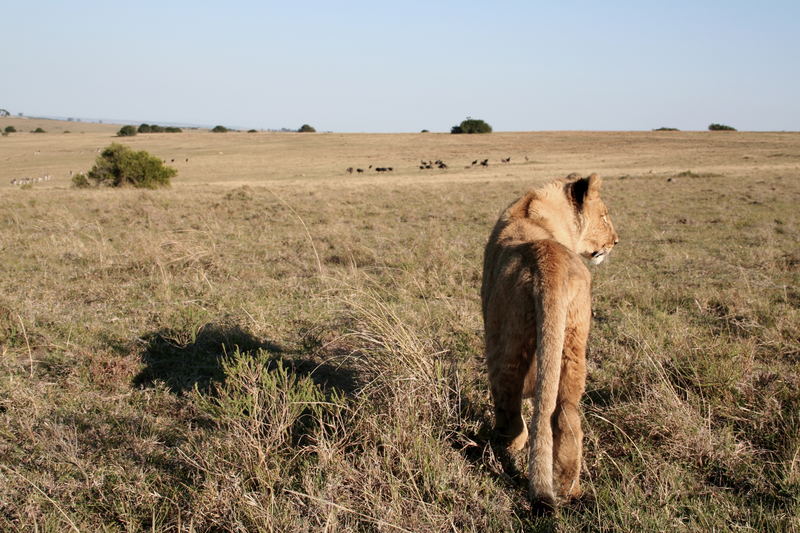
<box><xmin>2</xmin><ymin>1</ymin><xmax>798</xmax><ymax>132</ymax></box>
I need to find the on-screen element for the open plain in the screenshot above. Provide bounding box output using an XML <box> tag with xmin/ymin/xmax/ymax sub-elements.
<box><xmin>1</xmin><ymin>119</ymin><xmax>799</xmax><ymax>531</ymax></box>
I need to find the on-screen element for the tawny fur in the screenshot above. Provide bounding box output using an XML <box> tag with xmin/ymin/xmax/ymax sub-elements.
<box><xmin>481</xmin><ymin>174</ymin><xmax>618</xmax><ymax>507</ymax></box>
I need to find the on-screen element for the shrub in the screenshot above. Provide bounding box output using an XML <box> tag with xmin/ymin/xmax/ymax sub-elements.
<box><xmin>139</xmin><ymin>123</ymin><xmax>181</xmax><ymax>133</ymax></box>
<box><xmin>117</xmin><ymin>125</ymin><xmax>137</xmax><ymax>137</ymax></box>
<box><xmin>709</xmin><ymin>123</ymin><xmax>736</xmax><ymax>131</ymax></box>
<box><xmin>4</xmin><ymin>126</ymin><xmax>16</xmax><ymax>133</ymax></box>
<box><xmin>654</xmin><ymin>127</ymin><xmax>679</xmax><ymax>131</ymax></box>
<box><xmin>451</xmin><ymin>118</ymin><xmax>492</xmax><ymax>134</ymax></box>
<box><xmin>71</xmin><ymin>173</ymin><xmax>90</xmax><ymax>188</ymax></box>
<box><xmin>211</xmin><ymin>125</ymin><xmax>228</xmax><ymax>133</ymax></box>
<box><xmin>247</xmin><ymin>129</ymin><xmax>258</xmax><ymax>133</ymax></box>
<box><xmin>420</xmin><ymin>129</ymin><xmax>429</xmax><ymax>133</ymax></box>
<box><xmin>298</xmin><ymin>124</ymin><xmax>316</xmax><ymax>132</ymax></box>
<box><xmin>32</xmin><ymin>127</ymin><xmax>46</xmax><ymax>133</ymax></box>
<box><xmin>72</xmin><ymin>143</ymin><xmax>176</xmax><ymax>189</ymax></box>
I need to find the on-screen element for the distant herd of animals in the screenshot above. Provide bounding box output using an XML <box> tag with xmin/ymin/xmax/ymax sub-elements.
<box><xmin>9</xmin><ymin>174</ymin><xmax>53</xmax><ymax>186</ymax></box>
<box><xmin>346</xmin><ymin>155</ymin><xmax>526</xmax><ymax>174</ymax></box>
<box><xmin>7</xmin><ymin>156</ymin><xmax>191</xmax><ymax>187</ymax></box>
<box><xmin>8</xmin><ymin>153</ymin><xmax>529</xmax><ymax>186</ymax></box>
<box><xmin>346</xmin><ymin>165</ymin><xmax>394</xmax><ymax>174</ymax></box>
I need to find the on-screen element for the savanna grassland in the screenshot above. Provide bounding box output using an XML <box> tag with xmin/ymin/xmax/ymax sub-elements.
<box><xmin>1</xmin><ymin>119</ymin><xmax>799</xmax><ymax>531</ymax></box>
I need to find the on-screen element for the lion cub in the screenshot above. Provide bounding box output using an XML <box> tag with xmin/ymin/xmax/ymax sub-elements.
<box><xmin>481</xmin><ymin>174</ymin><xmax>618</xmax><ymax>508</ymax></box>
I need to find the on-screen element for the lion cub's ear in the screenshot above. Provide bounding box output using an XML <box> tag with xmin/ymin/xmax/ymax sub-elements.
<box><xmin>587</xmin><ymin>173</ymin><xmax>602</xmax><ymax>199</ymax></box>
<box><xmin>568</xmin><ymin>174</ymin><xmax>602</xmax><ymax>210</ymax></box>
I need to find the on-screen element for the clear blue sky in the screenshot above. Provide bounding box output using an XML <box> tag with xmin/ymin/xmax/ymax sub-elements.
<box><xmin>2</xmin><ymin>1</ymin><xmax>798</xmax><ymax>132</ymax></box>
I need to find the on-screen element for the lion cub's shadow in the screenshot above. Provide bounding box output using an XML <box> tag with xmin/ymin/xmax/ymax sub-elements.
<box><xmin>133</xmin><ymin>321</ymin><xmax>360</xmax><ymax>397</ymax></box>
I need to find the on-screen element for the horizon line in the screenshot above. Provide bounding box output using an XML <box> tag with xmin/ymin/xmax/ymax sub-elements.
<box><xmin>5</xmin><ymin>114</ymin><xmax>797</xmax><ymax>135</ymax></box>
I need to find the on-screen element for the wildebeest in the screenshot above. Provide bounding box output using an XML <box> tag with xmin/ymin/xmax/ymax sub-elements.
<box><xmin>480</xmin><ymin>159</ymin><xmax>489</xmax><ymax>167</ymax></box>
<box><xmin>356</xmin><ymin>168</ymin><xmax>364</xmax><ymax>173</ymax></box>
<box><xmin>346</xmin><ymin>167</ymin><xmax>354</xmax><ymax>174</ymax></box>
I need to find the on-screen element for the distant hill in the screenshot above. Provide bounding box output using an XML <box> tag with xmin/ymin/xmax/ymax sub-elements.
<box><xmin>0</xmin><ymin>116</ymin><xmax>121</xmax><ymax>134</ymax></box>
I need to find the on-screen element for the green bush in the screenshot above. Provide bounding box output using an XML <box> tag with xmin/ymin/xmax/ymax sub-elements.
<box><xmin>451</xmin><ymin>118</ymin><xmax>492</xmax><ymax>134</ymax></box>
<box><xmin>298</xmin><ymin>124</ymin><xmax>316</xmax><ymax>132</ymax></box>
<box><xmin>4</xmin><ymin>126</ymin><xmax>16</xmax><ymax>133</ymax></box>
<box><xmin>654</xmin><ymin>127</ymin><xmax>679</xmax><ymax>131</ymax></box>
<box><xmin>117</xmin><ymin>125</ymin><xmax>137</xmax><ymax>137</ymax></box>
<box><xmin>138</xmin><ymin>123</ymin><xmax>181</xmax><ymax>133</ymax></box>
<box><xmin>71</xmin><ymin>173</ymin><xmax>90</xmax><ymax>188</ymax></box>
<box><xmin>709</xmin><ymin>123</ymin><xmax>736</xmax><ymax>131</ymax></box>
<box><xmin>420</xmin><ymin>129</ymin><xmax>429</xmax><ymax>133</ymax></box>
<box><xmin>71</xmin><ymin>143</ymin><xmax>176</xmax><ymax>189</ymax></box>
<box><xmin>211</xmin><ymin>125</ymin><xmax>228</xmax><ymax>133</ymax></box>
<box><xmin>247</xmin><ymin>129</ymin><xmax>258</xmax><ymax>133</ymax></box>
<box><xmin>32</xmin><ymin>127</ymin><xmax>46</xmax><ymax>133</ymax></box>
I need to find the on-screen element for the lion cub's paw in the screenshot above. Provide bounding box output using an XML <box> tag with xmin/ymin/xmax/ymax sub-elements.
<box><xmin>507</xmin><ymin>426</ymin><xmax>528</xmax><ymax>451</ymax></box>
<box><xmin>497</xmin><ymin>417</ymin><xmax>528</xmax><ymax>451</ymax></box>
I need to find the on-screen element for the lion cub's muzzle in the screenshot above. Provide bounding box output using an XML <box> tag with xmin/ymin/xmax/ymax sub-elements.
<box><xmin>590</xmin><ymin>237</ymin><xmax>619</xmax><ymax>265</ymax></box>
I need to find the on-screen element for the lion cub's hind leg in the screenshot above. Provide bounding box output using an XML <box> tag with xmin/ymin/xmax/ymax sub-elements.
<box><xmin>552</xmin><ymin>269</ymin><xmax>591</xmax><ymax>501</ymax></box>
<box><xmin>488</xmin><ymin>339</ymin><xmax>532</xmax><ymax>451</ymax></box>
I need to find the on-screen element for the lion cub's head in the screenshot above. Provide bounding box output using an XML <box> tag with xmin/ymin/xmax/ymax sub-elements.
<box><xmin>566</xmin><ymin>174</ymin><xmax>619</xmax><ymax>265</ymax></box>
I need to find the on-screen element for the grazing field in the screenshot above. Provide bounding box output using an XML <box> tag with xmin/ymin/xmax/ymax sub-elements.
<box><xmin>1</xmin><ymin>120</ymin><xmax>799</xmax><ymax>531</ymax></box>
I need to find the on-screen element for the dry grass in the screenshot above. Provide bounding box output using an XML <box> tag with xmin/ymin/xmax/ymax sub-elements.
<box><xmin>0</xmin><ymin>120</ymin><xmax>799</xmax><ymax>531</ymax></box>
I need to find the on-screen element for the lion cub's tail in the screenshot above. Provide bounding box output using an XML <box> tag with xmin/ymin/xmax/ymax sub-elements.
<box><xmin>529</xmin><ymin>267</ymin><xmax>569</xmax><ymax>505</ymax></box>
